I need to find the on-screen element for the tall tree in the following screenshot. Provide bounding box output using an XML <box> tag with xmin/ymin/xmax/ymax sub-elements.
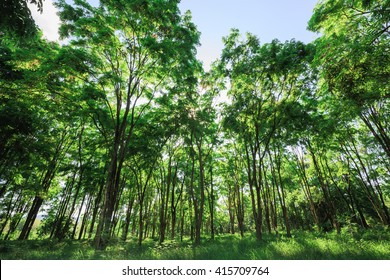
<box><xmin>56</xmin><ymin>0</ymin><xmax>199</xmax><ymax>249</ymax></box>
<box><xmin>220</xmin><ymin>30</ymin><xmax>315</xmax><ymax>240</ymax></box>
<box><xmin>309</xmin><ymin>0</ymin><xmax>390</xmax><ymax>160</ymax></box>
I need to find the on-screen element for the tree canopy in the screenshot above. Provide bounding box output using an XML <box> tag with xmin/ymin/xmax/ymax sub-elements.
<box><xmin>0</xmin><ymin>0</ymin><xmax>389</xmax><ymax>253</ymax></box>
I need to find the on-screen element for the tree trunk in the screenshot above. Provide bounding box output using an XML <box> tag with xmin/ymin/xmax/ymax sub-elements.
<box><xmin>18</xmin><ymin>196</ymin><xmax>43</xmax><ymax>240</ymax></box>
<box><xmin>121</xmin><ymin>196</ymin><xmax>135</xmax><ymax>241</ymax></box>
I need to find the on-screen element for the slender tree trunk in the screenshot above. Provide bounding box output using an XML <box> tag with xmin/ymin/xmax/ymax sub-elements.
<box><xmin>88</xmin><ymin>180</ymin><xmax>104</xmax><ymax>239</ymax></box>
<box><xmin>51</xmin><ymin>174</ymin><xmax>74</xmax><ymax>239</ymax></box>
<box><xmin>262</xmin><ymin>170</ymin><xmax>272</xmax><ymax>235</ymax></box>
<box><xmin>61</xmin><ymin>167</ymin><xmax>84</xmax><ymax>240</ymax></box>
<box><xmin>188</xmin><ymin>157</ymin><xmax>195</xmax><ymax>242</ymax></box>
<box><xmin>138</xmin><ymin>201</ymin><xmax>144</xmax><ymax>246</ymax></box>
<box><xmin>19</xmin><ymin>129</ymin><xmax>69</xmax><ymax>240</ymax></box>
<box><xmin>0</xmin><ymin>190</ymin><xmax>17</xmax><ymax>238</ymax></box>
<box><xmin>158</xmin><ymin>159</ymin><xmax>171</xmax><ymax>244</ymax></box>
<box><xmin>227</xmin><ymin>183</ymin><xmax>235</xmax><ymax>234</ymax></box>
<box><xmin>271</xmin><ymin>147</ymin><xmax>291</xmax><ymax>237</ymax></box>
<box><xmin>71</xmin><ymin>192</ymin><xmax>86</xmax><ymax>239</ymax></box>
<box><xmin>18</xmin><ymin>196</ymin><xmax>43</xmax><ymax>240</ymax></box>
<box><xmin>245</xmin><ymin>141</ymin><xmax>262</xmax><ymax>241</ymax></box>
<box><xmin>121</xmin><ymin>196</ymin><xmax>135</xmax><ymax>241</ymax></box>
<box><xmin>171</xmin><ymin>166</ymin><xmax>183</xmax><ymax>240</ymax></box>
<box><xmin>344</xmin><ymin>140</ymin><xmax>390</xmax><ymax>225</ymax></box>
<box><xmin>360</xmin><ymin>110</ymin><xmax>390</xmax><ymax>160</ymax></box>
<box><xmin>295</xmin><ymin>152</ymin><xmax>320</xmax><ymax>230</ymax></box>
<box><xmin>180</xmin><ymin>195</ymin><xmax>185</xmax><ymax>242</ymax></box>
<box><xmin>232</xmin><ymin>155</ymin><xmax>245</xmax><ymax>237</ymax></box>
<box><xmin>207</xmin><ymin>166</ymin><xmax>215</xmax><ymax>240</ymax></box>
<box><xmin>78</xmin><ymin>195</ymin><xmax>92</xmax><ymax>240</ymax></box>
<box><xmin>194</xmin><ymin>139</ymin><xmax>206</xmax><ymax>245</ymax></box>
<box><xmin>308</xmin><ymin>143</ymin><xmax>340</xmax><ymax>234</ymax></box>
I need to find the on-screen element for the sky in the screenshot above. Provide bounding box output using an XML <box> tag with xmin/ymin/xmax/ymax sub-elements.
<box><xmin>31</xmin><ymin>0</ymin><xmax>319</xmax><ymax>70</ymax></box>
<box><xmin>179</xmin><ymin>0</ymin><xmax>319</xmax><ymax>69</ymax></box>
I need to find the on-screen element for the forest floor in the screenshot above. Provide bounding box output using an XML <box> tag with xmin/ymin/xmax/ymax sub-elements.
<box><xmin>1</xmin><ymin>229</ymin><xmax>390</xmax><ymax>260</ymax></box>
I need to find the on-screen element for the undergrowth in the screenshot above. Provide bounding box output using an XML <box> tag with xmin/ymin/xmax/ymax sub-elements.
<box><xmin>1</xmin><ymin>229</ymin><xmax>389</xmax><ymax>260</ymax></box>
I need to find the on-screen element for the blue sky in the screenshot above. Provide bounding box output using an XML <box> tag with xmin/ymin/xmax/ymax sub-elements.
<box><xmin>32</xmin><ymin>0</ymin><xmax>319</xmax><ymax>70</ymax></box>
<box><xmin>179</xmin><ymin>0</ymin><xmax>319</xmax><ymax>69</ymax></box>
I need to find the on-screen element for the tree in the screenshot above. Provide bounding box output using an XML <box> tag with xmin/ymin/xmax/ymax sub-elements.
<box><xmin>0</xmin><ymin>0</ymin><xmax>44</xmax><ymax>38</ymax></box>
<box><xmin>183</xmin><ymin>87</ymin><xmax>218</xmax><ymax>245</ymax></box>
<box><xmin>55</xmin><ymin>0</ymin><xmax>200</xmax><ymax>249</ymax></box>
<box><xmin>309</xmin><ymin>0</ymin><xmax>390</xmax><ymax>160</ymax></box>
<box><xmin>219</xmin><ymin>30</ymin><xmax>316</xmax><ymax>240</ymax></box>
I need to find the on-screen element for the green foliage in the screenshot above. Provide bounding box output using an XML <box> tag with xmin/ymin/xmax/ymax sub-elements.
<box><xmin>0</xmin><ymin>0</ymin><xmax>389</xmax><ymax>258</ymax></box>
<box><xmin>308</xmin><ymin>0</ymin><xmax>390</xmax><ymax>147</ymax></box>
<box><xmin>0</xmin><ymin>0</ymin><xmax>43</xmax><ymax>38</ymax></box>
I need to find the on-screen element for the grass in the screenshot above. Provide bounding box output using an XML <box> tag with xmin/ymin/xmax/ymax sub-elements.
<box><xmin>1</xmin><ymin>230</ymin><xmax>390</xmax><ymax>260</ymax></box>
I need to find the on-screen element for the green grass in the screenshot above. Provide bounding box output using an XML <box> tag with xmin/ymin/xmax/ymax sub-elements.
<box><xmin>1</xmin><ymin>230</ymin><xmax>390</xmax><ymax>260</ymax></box>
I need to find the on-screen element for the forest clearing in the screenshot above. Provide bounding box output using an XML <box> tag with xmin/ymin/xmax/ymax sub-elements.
<box><xmin>0</xmin><ymin>0</ymin><xmax>389</xmax><ymax>260</ymax></box>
